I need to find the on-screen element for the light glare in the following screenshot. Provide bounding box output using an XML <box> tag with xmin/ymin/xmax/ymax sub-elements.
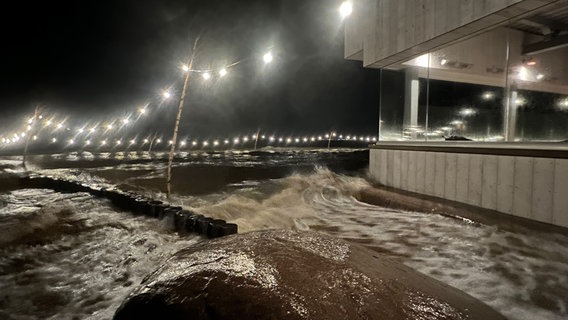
<box><xmin>339</xmin><ymin>1</ymin><xmax>353</xmax><ymax>18</ymax></box>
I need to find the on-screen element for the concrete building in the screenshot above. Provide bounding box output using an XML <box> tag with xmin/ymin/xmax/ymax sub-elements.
<box><xmin>344</xmin><ymin>0</ymin><xmax>568</xmax><ymax>228</ymax></box>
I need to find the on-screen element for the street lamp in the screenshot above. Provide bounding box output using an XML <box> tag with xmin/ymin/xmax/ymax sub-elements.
<box><xmin>339</xmin><ymin>1</ymin><xmax>353</xmax><ymax>19</ymax></box>
<box><xmin>263</xmin><ymin>52</ymin><xmax>273</xmax><ymax>64</ymax></box>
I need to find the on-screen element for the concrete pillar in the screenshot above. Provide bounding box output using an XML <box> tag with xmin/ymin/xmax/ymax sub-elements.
<box><xmin>404</xmin><ymin>68</ymin><xmax>419</xmax><ymax>137</ymax></box>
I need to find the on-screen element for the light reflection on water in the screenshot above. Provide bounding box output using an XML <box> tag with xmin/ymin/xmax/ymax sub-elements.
<box><xmin>0</xmin><ymin>149</ymin><xmax>566</xmax><ymax>320</ymax></box>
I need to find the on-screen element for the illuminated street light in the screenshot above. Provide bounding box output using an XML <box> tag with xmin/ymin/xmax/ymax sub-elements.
<box><xmin>139</xmin><ymin>108</ymin><xmax>146</xmax><ymax>114</ymax></box>
<box><xmin>69</xmin><ymin>139</ymin><xmax>74</xmax><ymax>145</ymax></box>
<box><xmin>202</xmin><ymin>72</ymin><xmax>211</xmax><ymax>80</ymax></box>
<box><xmin>192</xmin><ymin>141</ymin><xmax>198</xmax><ymax>146</ymax></box>
<box><xmin>163</xmin><ymin>91</ymin><xmax>171</xmax><ymax>99</ymax></box>
<box><xmin>213</xmin><ymin>140</ymin><xmax>219</xmax><ymax>146</ymax></box>
<box><xmin>143</xmin><ymin>139</ymin><xmax>149</xmax><ymax>144</ymax></box>
<box><xmin>203</xmin><ymin>141</ymin><xmax>209</xmax><ymax>147</ymax></box>
<box><xmin>107</xmin><ymin>124</ymin><xmax>113</xmax><ymax>130</ymax></box>
<box><xmin>536</xmin><ymin>73</ymin><xmax>545</xmax><ymax>80</ymax></box>
<box><xmin>46</xmin><ymin>120</ymin><xmax>52</xmax><ymax>126</ymax></box>
<box><xmin>339</xmin><ymin>1</ymin><xmax>353</xmax><ymax>19</ymax></box>
<box><xmin>77</xmin><ymin>128</ymin><xmax>84</xmax><ymax>133</ymax></box>
<box><xmin>224</xmin><ymin>139</ymin><xmax>230</xmax><ymax>144</ymax></box>
<box><xmin>85</xmin><ymin>140</ymin><xmax>91</xmax><ymax>146</ymax></box>
<box><xmin>156</xmin><ymin>139</ymin><xmax>162</xmax><ymax>143</ymax></box>
<box><xmin>182</xmin><ymin>64</ymin><xmax>190</xmax><ymax>72</ymax></box>
<box><xmin>90</xmin><ymin>128</ymin><xmax>96</xmax><ymax>133</ymax></box>
<box><xmin>101</xmin><ymin>140</ymin><xmax>107</xmax><ymax>146</ymax></box>
<box><xmin>52</xmin><ymin>138</ymin><xmax>57</xmax><ymax>143</ymax></box>
<box><xmin>219</xmin><ymin>68</ymin><xmax>227</xmax><ymax>77</ymax></box>
<box><xmin>122</xmin><ymin>118</ymin><xmax>130</xmax><ymax>125</ymax></box>
<box><xmin>130</xmin><ymin>139</ymin><xmax>136</xmax><ymax>145</ymax></box>
<box><xmin>116</xmin><ymin>140</ymin><xmax>122</xmax><ymax>145</ymax></box>
<box><xmin>180</xmin><ymin>141</ymin><xmax>186</xmax><ymax>146</ymax></box>
<box><xmin>263</xmin><ymin>52</ymin><xmax>273</xmax><ymax>64</ymax></box>
<box><xmin>56</xmin><ymin>123</ymin><xmax>63</xmax><ymax>129</ymax></box>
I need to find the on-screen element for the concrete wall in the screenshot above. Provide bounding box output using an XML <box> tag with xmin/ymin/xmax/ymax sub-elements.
<box><xmin>345</xmin><ymin>0</ymin><xmax>560</xmax><ymax>68</ymax></box>
<box><xmin>369</xmin><ymin>147</ymin><xmax>568</xmax><ymax>228</ymax></box>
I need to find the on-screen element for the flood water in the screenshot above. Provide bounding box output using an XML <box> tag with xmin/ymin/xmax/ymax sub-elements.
<box><xmin>0</xmin><ymin>149</ymin><xmax>567</xmax><ymax>320</ymax></box>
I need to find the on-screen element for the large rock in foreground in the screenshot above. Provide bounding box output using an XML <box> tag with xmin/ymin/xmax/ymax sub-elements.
<box><xmin>114</xmin><ymin>230</ymin><xmax>506</xmax><ymax>320</ymax></box>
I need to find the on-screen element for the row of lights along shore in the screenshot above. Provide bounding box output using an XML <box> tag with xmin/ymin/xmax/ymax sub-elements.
<box><xmin>2</xmin><ymin>2</ymin><xmax>356</xmax><ymax>151</ymax></box>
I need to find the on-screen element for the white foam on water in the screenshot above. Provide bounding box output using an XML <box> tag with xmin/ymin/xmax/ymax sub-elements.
<box><xmin>0</xmin><ymin>189</ymin><xmax>200</xmax><ymax>320</ymax></box>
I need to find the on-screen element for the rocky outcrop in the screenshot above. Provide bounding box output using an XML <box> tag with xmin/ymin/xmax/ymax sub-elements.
<box><xmin>114</xmin><ymin>230</ymin><xmax>506</xmax><ymax>320</ymax></box>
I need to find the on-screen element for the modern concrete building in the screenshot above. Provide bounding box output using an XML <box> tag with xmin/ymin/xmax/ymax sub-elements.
<box><xmin>344</xmin><ymin>0</ymin><xmax>568</xmax><ymax>228</ymax></box>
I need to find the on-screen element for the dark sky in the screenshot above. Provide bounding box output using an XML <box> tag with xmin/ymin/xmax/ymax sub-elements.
<box><xmin>0</xmin><ymin>0</ymin><xmax>378</xmax><ymax>137</ymax></box>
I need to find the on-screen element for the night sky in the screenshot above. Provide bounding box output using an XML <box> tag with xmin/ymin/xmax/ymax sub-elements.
<box><xmin>0</xmin><ymin>0</ymin><xmax>379</xmax><ymax>137</ymax></box>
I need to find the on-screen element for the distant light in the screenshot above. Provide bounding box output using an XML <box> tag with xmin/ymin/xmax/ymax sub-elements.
<box><xmin>339</xmin><ymin>135</ymin><xmax>343</xmax><ymax>139</ymax></box>
<box><xmin>156</xmin><ymin>139</ymin><xmax>162</xmax><ymax>143</ymax></box>
<box><xmin>21</xmin><ymin>132</ymin><xmax>26</xmax><ymax>137</ymax></box>
<box><xmin>451</xmin><ymin>120</ymin><xmax>464</xmax><ymax>125</ymax></box>
<box><xmin>557</xmin><ymin>98</ymin><xmax>568</xmax><ymax>110</ymax></box>
<box><xmin>27</xmin><ymin>125</ymin><xmax>32</xmax><ymax>131</ymax></box>
<box><xmin>192</xmin><ymin>141</ymin><xmax>198</xmax><ymax>146</ymax></box>
<box><xmin>372</xmin><ymin>137</ymin><xmax>377</xmax><ymax>142</ymax></box>
<box><xmin>366</xmin><ymin>137</ymin><xmax>370</xmax><ymax>142</ymax></box>
<box><xmin>116</xmin><ymin>140</ymin><xmax>122</xmax><ymax>145</ymax></box>
<box><xmin>202</xmin><ymin>72</ymin><xmax>211</xmax><ymax>80</ymax></box>
<box><xmin>85</xmin><ymin>140</ymin><xmax>91</xmax><ymax>145</ymax></box>
<box><xmin>224</xmin><ymin>139</ymin><xmax>229</xmax><ymax>144</ymax></box>
<box><xmin>56</xmin><ymin>123</ymin><xmax>63</xmax><ymax>129</ymax></box>
<box><xmin>261</xmin><ymin>135</ymin><xmax>266</xmax><ymax>139</ymax></box>
<box><xmin>143</xmin><ymin>139</ymin><xmax>149</xmax><ymax>144</ymax></box>
<box><xmin>295</xmin><ymin>138</ymin><xmax>300</xmax><ymax>143</ymax></box>
<box><xmin>536</xmin><ymin>73</ymin><xmax>545</xmax><ymax>80</ymax></box>
<box><xmin>180</xmin><ymin>141</ymin><xmax>186</xmax><ymax>146</ymax></box>
<box><xmin>518</xmin><ymin>66</ymin><xmax>529</xmax><ymax>81</ymax></box>
<box><xmin>303</xmin><ymin>137</ymin><xmax>308</xmax><ymax>142</ymax></box>
<box><xmin>107</xmin><ymin>124</ymin><xmax>113</xmax><ymax>130</ymax></box>
<box><xmin>339</xmin><ymin>1</ymin><xmax>353</xmax><ymax>18</ymax></box>
<box><xmin>515</xmin><ymin>97</ymin><xmax>526</xmax><ymax>106</ymax></box>
<box><xmin>440</xmin><ymin>58</ymin><xmax>448</xmax><ymax>66</ymax></box>
<box><xmin>234</xmin><ymin>138</ymin><xmax>240</xmax><ymax>144</ymax></box>
<box><xmin>77</xmin><ymin>128</ymin><xmax>84</xmax><ymax>133</ymax></box>
<box><xmin>279</xmin><ymin>138</ymin><xmax>284</xmax><ymax>142</ymax></box>
<box><xmin>46</xmin><ymin>120</ymin><xmax>52</xmax><ymax>126</ymax></box>
<box><xmin>38</xmin><ymin>115</ymin><xmax>43</xmax><ymax>119</ymax></box>
<box><xmin>263</xmin><ymin>52</ymin><xmax>273</xmax><ymax>64</ymax></box>
<box><xmin>318</xmin><ymin>136</ymin><xmax>322</xmax><ymax>140</ymax></box>
<box><xmin>286</xmin><ymin>138</ymin><xmax>292</xmax><ymax>143</ymax></box>
<box><xmin>101</xmin><ymin>140</ymin><xmax>107</xmax><ymax>145</ymax></box>
<box><xmin>525</xmin><ymin>58</ymin><xmax>537</xmax><ymax>66</ymax></box>
<box><xmin>33</xmin><ymin>135</ymin><xmax>37</xmax><ymax>141</ymax></box>
<box><xmin>163</xmin><ymin>91</ymin><xmax>171</xmax><ymax>99</ymax></box>
<box><xmin>138</xmin><ymin>108</ymin><xmax>146</xmax><ymax>114</ymax></box>
<box><xmin>69</xmin><ymin>139</ymin><xmax>74</xmax><ymax>145</ymax></box>
<box><xmin>459</xmin><ymin>108</ymin><xmax>476</xmax><ymax>116</ymax></box>
<box><xmin>182</xmin><ymin>64</ymin><xmax>190</xmax><ymax>72</ymax></box>
<box><xmin>269</xmin><ymin>136</ymin><xmax>275</xmax><ymax>142</ymax></box>
<box><xmin>243</xmin><ymin>137</ymin><xmax>249</xmax><ymax>142</ymax></box>
<box><xmin>130</xmin><ymin>139</ymin><xmax>136</xmax><ymax>145</ymax></box>
<box><xmin>27</xmin><ymin>118</ymin><xmax>33</xmax><ymax>124</ymax></box>
<box><xmin>311</xmin><ymin>137</ymin><xmax>316</xmax><ymax>141</ymax></box>
<box><xmin>90</xmin><ymin>128</ymin><xmax>96</xmax><ymax>133</ymax></box>
<box><xmin>122</xmin><ymin>118</ymin><xmax>129</xmax><ymax>125</ymax></box>
<box><xmin>52</xmin><ymin>138</ymin><xmax>57</xmax><ymax>143</ymax></box>
<box><xmin>219</xmin><ymin>68</ymin><xmax>227</xmax><ymax>77</ymax></box>
<box><xmin>168</xmin><ymin>140</ymin><xmax>173</xmax><ymax>145</ymax></box>
<box><xmin>325</xmin><ymin>134</ymin><xmax>329</xmax><ymax>138</ymax></box>
<box><xmin>482</xmin><ymin>92</ymin><xmax>494</xmax><ymax>100</ymax></box>
<box><xmin>213</xmin><ymin>140</ymin><xmax>219</xmax><ymax>146</ymax></box>
<box><xmin>203</xmin><ymin>141</ymin><xmax>209</xmax><ymax>146</ymax></box>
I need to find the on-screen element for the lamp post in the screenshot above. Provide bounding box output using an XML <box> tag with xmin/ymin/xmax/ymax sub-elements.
<box><xmin>167</xmin><ymin>36</ymin><xmax>200</xmax><ymax>198</ymax></box>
